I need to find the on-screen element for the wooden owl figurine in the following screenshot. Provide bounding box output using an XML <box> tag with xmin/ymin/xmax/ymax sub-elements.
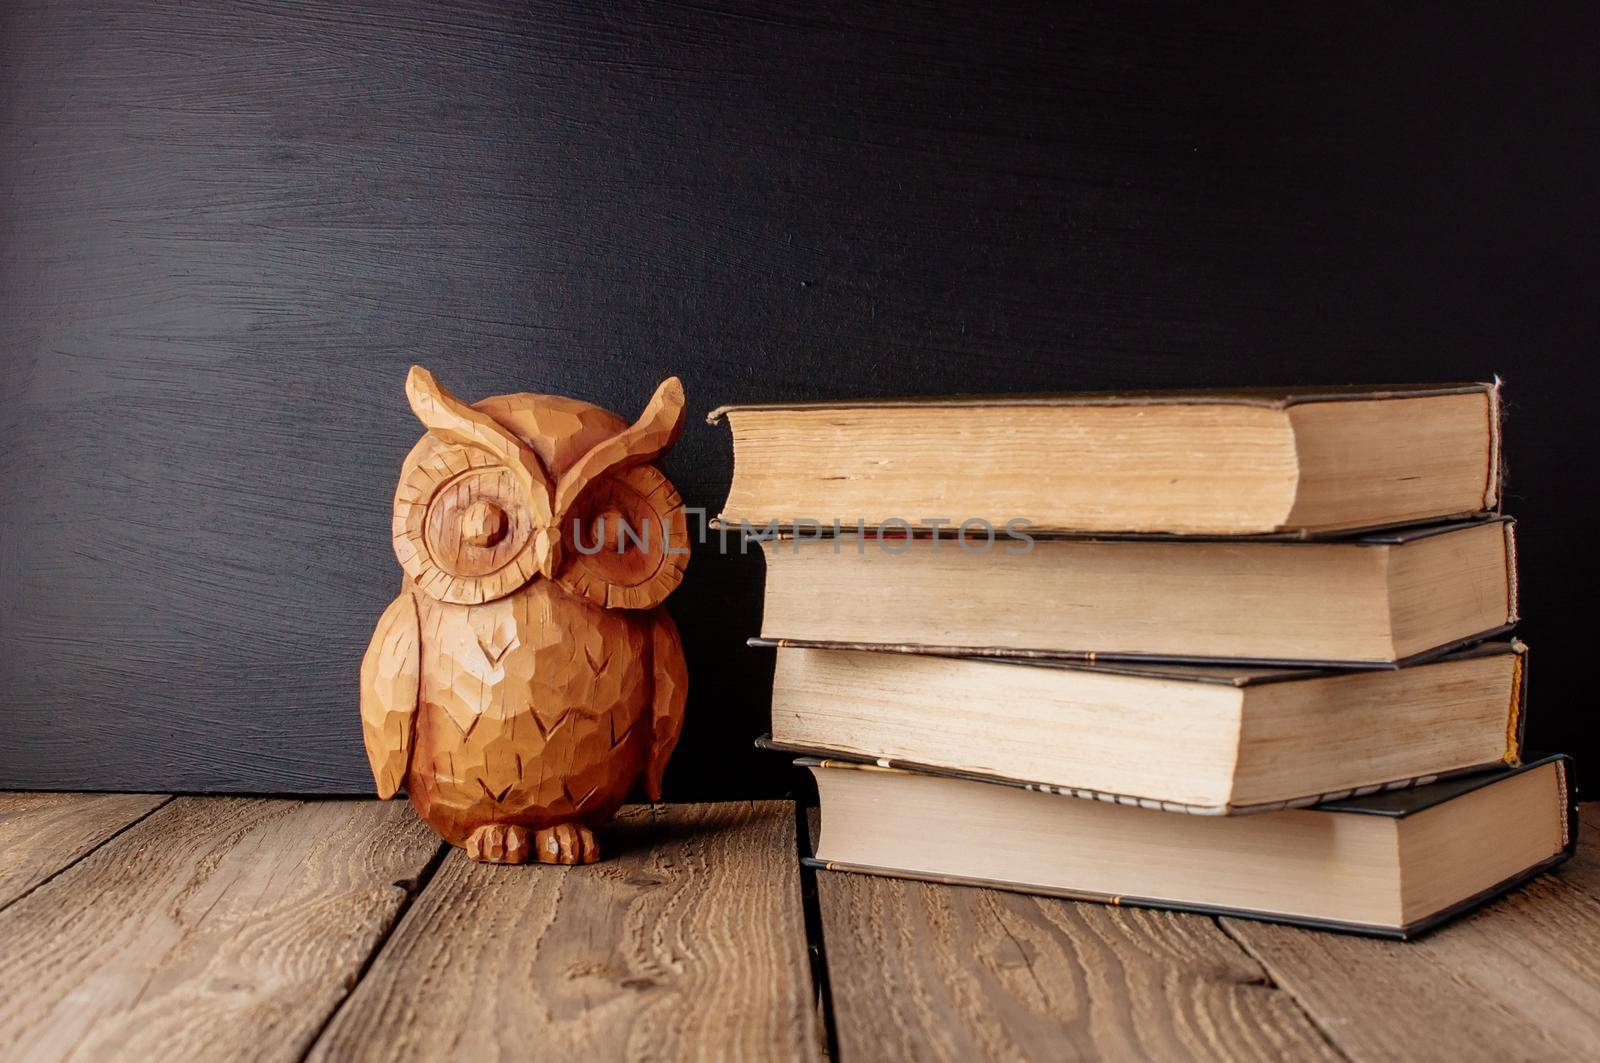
<box><xmin>359</xmin><ymin>366</ymin><xmax>689</xmax><ymax>865</ymax></box>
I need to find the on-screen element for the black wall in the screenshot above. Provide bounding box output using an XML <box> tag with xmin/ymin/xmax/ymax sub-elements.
<box><xmin>2</xmin><ymin>3</ymin><xmax>1595</xmax><ymax>796</ymax></box>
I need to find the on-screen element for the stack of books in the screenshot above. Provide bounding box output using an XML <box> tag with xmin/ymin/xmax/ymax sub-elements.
<box><xmin>712</xmin><ymin>383</ymin><xmax>1575</xmax><ymax>938</ymax></box>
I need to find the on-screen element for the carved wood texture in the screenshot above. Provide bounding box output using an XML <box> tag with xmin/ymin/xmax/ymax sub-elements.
<box><xmin>360</xmin><ymin>368</ymin><xmax>690</xmax><ymax>864</ymax></box>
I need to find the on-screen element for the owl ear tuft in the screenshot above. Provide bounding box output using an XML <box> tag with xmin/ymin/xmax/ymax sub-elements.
<box><xmin>554</xmin><ymin>377</ymin><xmax>686</xmax><ymax>518</ymax></box>
<box><xmin>405</xmin><ymin>365</ymin><xmax>553</xmax><ymax>522</ymax></box>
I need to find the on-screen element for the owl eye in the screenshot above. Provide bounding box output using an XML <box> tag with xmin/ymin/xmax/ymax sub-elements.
<box><xmin>581</xmin><ymin>508</ymin><xmax>631</xmax><ymax>553</ymax></box>
<box><xmin>394</xmin><ymin>367</ymin><xmax>686</xmax><ymax>607</ymax></box>
<box><xmin>556</xmin><ymin>464</ymin><xmax>687</xmax><ymax>610</ymax></box>
<box><xmin>424</xmin><ymin>469</ymin><xmax>532</xmax><ymax>574</ymax></box>
<box><xmin>394</xmin><ymin>450</ymin><xmax>543</xmax><ymax>604</ymax></box>
<box><xmin>462</xmin><ymin>500</ymin><xmax>509</xmax><ymax>547</ymax></box>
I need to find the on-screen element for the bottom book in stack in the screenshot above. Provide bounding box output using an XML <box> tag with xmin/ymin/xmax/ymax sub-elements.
<box><xmin>798</xmin><ymin>753</ymin><xmax>1574</xmax><ymax>939</ymax></box>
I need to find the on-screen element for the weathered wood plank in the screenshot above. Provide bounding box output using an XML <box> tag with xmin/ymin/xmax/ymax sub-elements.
<box><xmin>0</xmin><ymin>792</ymin><xmax>168</xmax><ymax>909</ymax></box>
<box><xmin>815</xmin><ymin>868</ymin><xmax>1340</xmax><ymax>1062</ymax></box>
<box><xmin>1554</xmin><ymin>803</ymin><xmax>1600</xmax><ymax>903</ymax></box>
<box><xmin>0</xmin><ymin>797</ymin><xmax>441</xmax><ymax>1062</ymax></box>
<box><xmin>1223</xmin><ymin>873</ymin><xmax>1600</xmax><ymax>1061</ymax></box>
<box><xmin>309</xmin><ymin>801</ymin><xmax>820</xmax><ymax>1062</ymax></box>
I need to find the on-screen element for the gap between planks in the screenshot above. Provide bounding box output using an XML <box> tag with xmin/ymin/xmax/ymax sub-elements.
<box><xmin>6</xmin><ymin>796</ymin><xmax>1595</xmax><ymax>1062</ymax></box>
<box><xmin>807</xmin><ymin>804</ymin><xmax>1600</xmax><ymax>1061</ymax></box>
<box><xmin>0</xmin><ymin>792</ymin><xmax>174</xmax><ymax>913</ymax></box>
<box><xmin>0</xmin><ymin>796</ymin><xmax>445</xmax><ymax>1061</ymax></box>
<box><xmin>306</xmin><ymin>800</ymin><xmax>820</xmax><ymax>1061</ymax></box>
<box><xmin>1220</xmin><ymin>813</ymin><xmax>1600</xmax><ymax>1062</ymax></box>
<box><xmin>795</xmin><ymin>802</ymin><xmax>843</xmax><ymax>1061</ymax></box>
<box><xmin>0</xmin><ymin>797</ymin><xmax>819</xmax><ymax>1063</ymax></box>
<box><xmin>0</xmin><ymin>795</ymin><xmax>821</xmax><ymax>1063</ymax></box>
<box><xmin>295</xmin><ymin>826</ymin><xmax>453</xmax><ymax>1061</ymax></box>
<box><xmin>810</xmin><ymin>860</ymin><xmax>1346</xmax><ymax>1061</ymax></box>
<box><xmin>801</xmin><ymin>803</ymin><xmax>1344</xmax><ymax>1061</ymax></box>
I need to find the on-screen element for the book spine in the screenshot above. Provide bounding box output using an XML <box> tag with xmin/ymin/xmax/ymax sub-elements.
<box><xmin>1485</xmin><ymin>377</ymin><xmax>1504</xmax><ymax>510</ymax></box>
<box><xmin>1505</xmin><ymin>642</ymin><xmax>1528</xmax><ymax>765</ymax></box>
<box><xmin>1555</xmin><ymin>758</ymin><xmax>1572</xmax><ymax>849</ymax></box>
<box><xmin>1503</xmin><ymin>520</ymin><xmax>1521</xmax><ymax>624</ymax></box>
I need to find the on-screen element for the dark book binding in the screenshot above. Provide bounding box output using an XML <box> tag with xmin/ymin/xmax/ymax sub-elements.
<box><xmin>750</xmin><ymin>632</ymin><xmax>1525</xmax><ymax>684</ymax></box>
<box><xmin>709</xmin><ymin>380</ymin><xmax>1498</xmax><ymax>417</ymax></box>
<box><xmin>722</xmin><ymin>511</ymin><xmax>1511</xmax><ymax>546</ymax></box>
<box><xmin>755</xmin><ymin>628</ymin><xmax>1517</xmax><ymax>672</ymax></box>
<box><xmin>796</xmin><ymin>753</ymin><xmax>1575</xmax><ymax>940</ymax></box>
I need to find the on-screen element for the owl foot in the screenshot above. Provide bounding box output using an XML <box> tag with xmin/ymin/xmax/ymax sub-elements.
<box><xmin>533</xmin><ymin>823</ymin><xmax>600</xmax><ymax>865</ymax></box>
<box><xmin>464</xmin><ymin>823</ymin><xmax>532</xmax><ymax>864</ymax></box>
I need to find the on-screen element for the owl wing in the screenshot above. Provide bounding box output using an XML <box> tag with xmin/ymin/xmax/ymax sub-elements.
<box><xmin>644</xmin><ymin>608</ymin><xmax>688</xmax><ymax>801</ymax></box>
<box><xmin>359</xmin><ymin>593</ymin><xmax>421</xmax><ymax>799</ymax></box>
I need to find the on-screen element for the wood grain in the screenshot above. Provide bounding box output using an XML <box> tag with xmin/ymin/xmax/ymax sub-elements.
<box><xmin>1223</xmin><ymin>872</ymin><xmax>1600</xmax><ymax>1061</ymax></box>
<box><xmin>1554</xmin><ymin>806</ymin><xmax>1600</xmax><ymax>903</ymax></box>
<box><xmin>2</xmin><ymin>2</ymin><xmax>1595</xmax><ymax>796</ymax></box>
<box><xmin>0</xmin><ymin>792</ymin><xmax>168</xmax><ymax>909</ymax></box>
<box><xmin>0</xmin><ymin>797</ymin><xmax>441</xmax><ymax>1062</ymax></box>
<box><xmin>815</xmin><ymin>869</ymin><xmax>1338</xmax><ymax>1061</ymax></box>
<box><xmin>309</xmin><ymin>801</ymin><xmax>819</xmax><ymax>1062</ymax></box>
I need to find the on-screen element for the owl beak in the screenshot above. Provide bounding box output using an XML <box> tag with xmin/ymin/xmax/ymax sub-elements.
<box><xmin>534</xmin><ymin>526</ymin><xmax>561</xmax><ymax>580</ymax></box>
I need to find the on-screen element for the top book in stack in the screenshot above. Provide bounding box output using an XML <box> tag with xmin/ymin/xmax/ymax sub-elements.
<box><xmin>710</xmin><ymin>383</ymin><xmax>1501</xmax><ymax>537</ymax></box>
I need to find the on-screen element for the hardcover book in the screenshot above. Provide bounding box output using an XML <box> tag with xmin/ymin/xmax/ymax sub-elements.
<box><xmin>756</xmin><ymin>518</ymin><xmax>1516</xmax><ymax>666</ymax></box>
<box><xmin>758</xmin><ymin>640</ymin><xmax>1527</xmax><ymax>814</ymax></box>
<box><xmin>802</xmin><ymin>754</ymin><xmax>1575</xmax><ymax>938</ymax></box>
<box><xmin>712</xmin><ymin>383</ymin><xmax>1502</xmax><ymax>537</ymax></box>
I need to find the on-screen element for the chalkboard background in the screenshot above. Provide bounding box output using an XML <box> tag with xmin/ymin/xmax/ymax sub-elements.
<box><xmin>2</xmin><ymin>3</ymin><xmax>1595</xmax><ymax>796</ymax></box>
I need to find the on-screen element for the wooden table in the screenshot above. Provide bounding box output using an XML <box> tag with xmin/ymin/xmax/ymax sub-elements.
<box><xmin>1</xmin><ymin>795</ymin><xmax>1596</xmax><ymax>1061</ymax></box>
